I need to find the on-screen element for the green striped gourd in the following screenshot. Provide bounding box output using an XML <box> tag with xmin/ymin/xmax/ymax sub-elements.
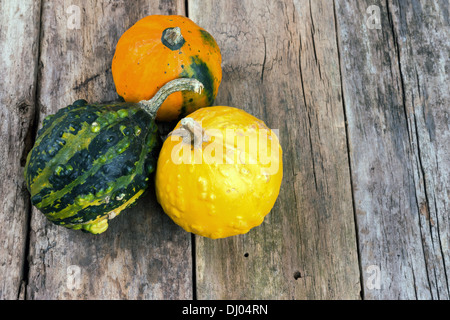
<box><xmin>24</xmin><ymin>79</ymin><xmax>203</xmax><ymax>234</ymax></box>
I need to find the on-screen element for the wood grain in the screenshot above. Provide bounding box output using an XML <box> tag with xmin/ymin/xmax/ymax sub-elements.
<box><xmin>189</xmin><ymin>0</ymin><xmax>361</xmax><ymax>299</ymax></box>
<box><xmin>25</xmin><ymin>0</ymin><xmax>192</xmax><ymax>299</ymax></box>
<box><xmin>335</xmin><ymin>0</ymin><xmax>449</xmax><ymax>299</ymax></box>
<box><xmin>0</xmin><ymin>0</ymin><xmax>41</xmax><ymax>300</ymax></box>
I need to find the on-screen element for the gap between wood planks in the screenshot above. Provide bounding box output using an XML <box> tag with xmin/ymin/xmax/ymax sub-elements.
<box><xmin>332</xmin><ymin>0</ymin><xmax>364</xmax><ymax>300</ymax></box>
<box><xmin>19</xmin><ymin>0</ymin><xmax>44</xmax><ymax>300</ymax></box>
<box><xmin>184</xmin><ymin>0</ymin><xmax>199</xmax><ymax>301</ymax></box>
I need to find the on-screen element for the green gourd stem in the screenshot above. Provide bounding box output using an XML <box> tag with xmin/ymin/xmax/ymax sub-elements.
<box><xmin>138</xmin><ymin>78</ymin><xmax>204</xmax><ymax>118</ymax></box>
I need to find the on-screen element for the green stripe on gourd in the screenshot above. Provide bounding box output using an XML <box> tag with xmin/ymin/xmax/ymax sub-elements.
<box><xmin>27</xmin><ymin>104</ymin><xmax>140</xmax><ymax>193</ymax></box>
<box><xmin>24</xmin><ymin>78</ymin><xmax>204</xmax><ymax>234</ymax></box>
<box><xmin>35</xmin><ymin>135</ymin><xmax>131</xmax><ymax>213</ymax></box>
<box><xmin>179</xmin><ymin>56</ymin><xmax>217</xmax><ymax>119</ymax></box>
<box><xmin>41</xmin><ymin>133</ymin><xmax>149</xmax><ymax>220</ymax></box>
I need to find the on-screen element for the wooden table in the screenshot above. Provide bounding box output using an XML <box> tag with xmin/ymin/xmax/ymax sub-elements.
<box><xmin>1</xmin><ymin>0</ymin><xmax>448</xmax><ymax>300</ymax></box>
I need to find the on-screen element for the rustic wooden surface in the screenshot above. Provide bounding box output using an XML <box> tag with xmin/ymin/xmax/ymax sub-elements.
<box><xmin>336</xmin><ymin>0</ymin><xmax>449</xmax><ymax>299</ymax></box>
<box><xmin>0</xmin><ymin>0</ymin><xmax>448</xmax><ymax>300</ymax></box>
<box><xmin>191</xmin><ymin>0</ymin><xmax>360</xmax><ymax>300</ymax></box>
<box><xmin>0</xmin><ymin>0</ymin><xmax>41</xmax><ymax>299</ymax></box>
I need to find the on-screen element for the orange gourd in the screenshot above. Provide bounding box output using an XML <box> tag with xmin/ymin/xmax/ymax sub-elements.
<box><xmin>155</xmin><ymin>107</ymin><xmax>283</xmax><ymax>239</ymax></box>
<box><xmin>112</xmin><ymin>15</ymin><xmax>222</xmax><ymax>121</ymax></box>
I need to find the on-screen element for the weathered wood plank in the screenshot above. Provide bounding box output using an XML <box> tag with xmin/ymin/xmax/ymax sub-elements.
<box><xmin>388</xmin><ymin>0</ymin><xmax>450</xmax><ymax>300</ymax></box>
<box><xmin>335</xmin><ymin>0</ymin><xmax>449</xmax><ymax>299</ymax></box>
<box><xmin>26</xmin><ymin>0</ymin><xmax>192</xmax><ymax>299</ymax></box>
<box><xmin>0</xmin><ymin>0</ymin><xmax>41</xmax><ymax>300</ymax></box>
<box><xmin>189</xmin><ymin>0</ymin><xmax>361</xmax><ymax>299</ymax></box>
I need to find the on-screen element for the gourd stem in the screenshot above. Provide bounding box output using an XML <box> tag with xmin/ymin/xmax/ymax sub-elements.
<box><xmin>164</xmin><ymin>27</ymin><xmax>183</xmax><ymax>46</ymax></box>
<box><xmin>170</xmin><ymin>117</ymin><xmax>209</xmax><ymax>148</ymax></box>
<box><xmin>138</xmin><ymin>78</ymin><xmax>203</xmax><ymax>118</ymax></box>
<box><xmin>161</xmin><ymin>27</ymin><xmax>186</xmax><ymax>50</ymax></box>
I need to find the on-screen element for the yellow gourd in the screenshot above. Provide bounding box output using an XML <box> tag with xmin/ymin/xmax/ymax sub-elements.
<box><xmin>155</xmin><ymin>106</ymin><xmax>283</xmax><ymax>239</ymax></box>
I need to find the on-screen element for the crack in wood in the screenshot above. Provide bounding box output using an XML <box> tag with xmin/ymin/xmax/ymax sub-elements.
<box><xmin>72</xmin><ymin>67</ymin><xmax>111</xmax><ymax>91</ymax></box>
<box><xmin>298</xmin><ymin>34</ymin><xmax>318</xmax><ymax>191</ymax></box>
<box><xmin>332</xmin><ymin>0</ymin><xmax>365</xmax><ymax>300</ymax></box>
<box><xmin>260</xmin><ymin>35</ymin><xmax>267</xmax><ymax>83</ymax></box>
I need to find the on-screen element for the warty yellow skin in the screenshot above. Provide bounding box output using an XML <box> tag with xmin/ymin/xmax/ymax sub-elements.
<box><xmin>155</xmin><ymin>106</ymin><xmax>283</xmax><ymax>239</ymax></box>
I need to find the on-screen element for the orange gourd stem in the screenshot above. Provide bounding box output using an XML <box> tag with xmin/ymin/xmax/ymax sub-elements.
<box><xmin>169</xmin><ymin>117</ymin><xmax>210</xmax><ymax>148</ymax></box>
<box><xmin>138</xmin><ymin>78</ymin><xmax>203</xmax><ymax>118</ymax></box>
<box><xmin>161</xmin><ymin>27</ymin><xmax>185</xmax><ymax>49</ymax></box>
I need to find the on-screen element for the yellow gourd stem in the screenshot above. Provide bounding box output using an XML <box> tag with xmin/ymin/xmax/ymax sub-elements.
<box><xmin>138</xmin><ymin>78</ymin><xmax>204</xmax><ymax>118</ymax></box>
<box><xmin>170</xmin><ymin>117</ymin><xmax>209</xmax><ymax>148</ymax></box>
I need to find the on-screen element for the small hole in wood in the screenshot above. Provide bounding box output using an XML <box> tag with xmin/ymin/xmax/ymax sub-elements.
<box><xmin>293</xmin><ymin>271</ymin><xmax>302</xmax><ymax>280</ymax></box>
<box><xmin>244</xmin><ymin>253</ymin><xmax>249</xmax><ymax>258</ymax></box>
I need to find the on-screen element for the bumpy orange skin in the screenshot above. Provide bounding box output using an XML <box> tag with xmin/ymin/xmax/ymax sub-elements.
<box><xmin>112</xmin><ymin>15</ymin><xmax>222</xmax><ymax>121</ymax></box>
<box><xmin>155</xmin><ymin>107</ymin><xmax>283</xmax><ymax>239</ymax></box>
